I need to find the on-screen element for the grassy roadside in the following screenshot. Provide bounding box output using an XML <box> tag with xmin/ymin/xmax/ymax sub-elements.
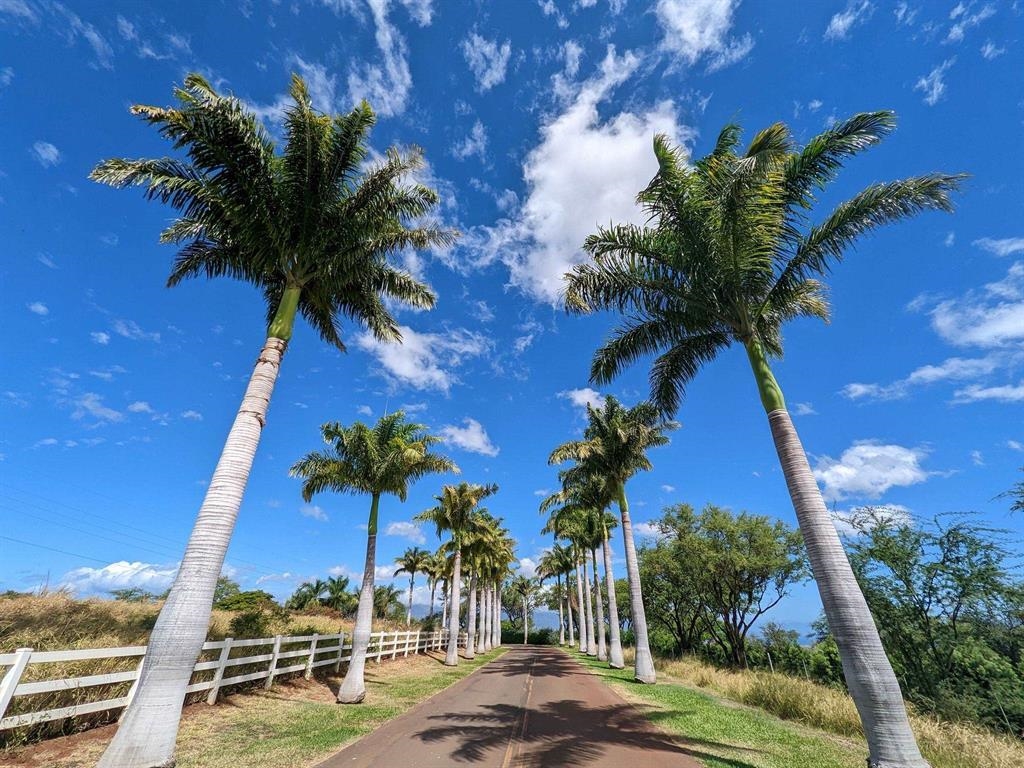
<box><xmin>570</xmin><ymin>651</ymin><xmax>869</xmax><ymax>768</ymax></box>
<box><xmin>5</xmin><ymin>647</ymin><xmax>507</xmax><ymax>768</ymax></box>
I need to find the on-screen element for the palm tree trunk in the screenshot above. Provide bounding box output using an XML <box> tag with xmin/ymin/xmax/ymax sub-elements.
<box><xmin>617</xmin><ymin>484</ymin><xmax>656</xmax><ymax>684</ymax></box>
<box><xmin>477</xmin><ymin>584</ymin><xmax>486</xmax><ymax>651</ymax></box>
<box><xmin>592</xmin><ymin>548</ymin><xmax>607</xmax><ymax>662</ymax></box>
<box><xmin>97</xmin><ymin>335</ymin><xmax>287</xmax><ymax>768</ymax></box>
<box><xmin>602</xmin><ymin>530</ymin><xmax>625</xmax><ymax>669</ymax></box>
<box><xmin>745</xmin><ymin>339</ymin><xmax>927</xmax><ymax>767</ymax></box>
<box><xmin>556</xmin><ymin>573</ymin><xmax>566</xmax><ymax>646</ymax></box>
<box><xmin>337</xmin><ymin>493</ymin><xmax>380</xmax><ymax>704</ymax></box>
<box><xmin>406</xmin><ymin>573</ymin><xmax>414</xmax><ymax>627</ymax></box>
<box><xmin>493</xmin><ymin>583</ymin><xmax>502</xmax><ymax>648</ymax></box>
<box><xmin>575</xmin><ymin>560</ymin><xmax>588</xmax><ymax>654</ymax></box>
<box><xmin>523</xmin><ymin>594</ymin><xmax>529</xmax><ymax>644</ymax></box>
<box><xmin>441</xmin><ymin>578</ymin><xmax>449</xmax><ymax>629</ymax></box>
<box><xmin>566</xmin><ymin>573</ymin><xmax>576</xmax><ymax>648</ymax></box>
<box><xmin>770</xmin><ymin>408</ymin><xmax>929</xmax><ymax>766</ymax></box>
<box><xmin>445</xmin><ymin>550</ymin><xmax>461</xmax><ymax>666</ymax></box>
<box><xmin>429</xmin><ymin>578</ymin><xmax>436</xmax><ymax>619</ymax></box>
<box><xmin>466</xmin><ymin>570</ymin><xmax>477</xmax><ymax>659</ymax></box>
<box><xmin>582</xmin><ymin>555</ymin><xmax>597</xmax><ymax>657</ymax></box>
<box><xmin>482</xmin><ymin>582</ymin><xmax>491</xmax><ymax>651</ymax></box>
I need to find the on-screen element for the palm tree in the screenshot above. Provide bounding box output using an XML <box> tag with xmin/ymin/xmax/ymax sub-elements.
<box><xmin>286</xmin><ymin>579</ymin><xmax>327</xmax><ymax>610</ymax></box>
<box><xmin>509</xmin><ymin>576</ymin><xmax>537</xmax><ymax>644</ymax></box>
<box><xmin>416</xmin><ymin>482</ymin><xmax>498</xmax><ymax>665</ymax></box>
<box><xmin>323</xmin><ymin>575</ymin><xmax>358</xmax><ymax>616</ymax></box>
<box><xmin>373</xmin><ymin>584</ymin><xmax>403</xmax><ymax>620</ymax></box>
<box><xmin>537</xmin><ymin>548</ymin><xmax>566</xmax><ymax>645</ymax></box>
<box><xmin>422</xmin><ymin>551</ymin><xmax>447</xmax><ymax>620</ymax></box>
<box><xmin>394</xmin><ymin>547</ymin><xmax>430</xmax><ymax>626</ymax></box>
<box><xmin>549</xmin><ymin>397</ymin><xmax>674</xmax><ymax>682</ymax></box>
<box><xmin>291</xmin><ymin>412</ymin><xmax>456</xmax><ymax>703</ymax></box>
<box><xmin>90</xmin><ymin>75</ymin><xmax>454</xmax><ymax>768</ymax></box>
<box><xmin>564</xmin><ymin>112</ymin><xmax>962</xmax><ymax>767</ymax></box>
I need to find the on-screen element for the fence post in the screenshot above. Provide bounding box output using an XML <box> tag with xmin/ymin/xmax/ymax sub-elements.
<box><xmin>374</xmin><ymin>633</ymin><xmax>383</xmax><ymax>664</ymax></box>
<box><xmin>264</xmin><ymin>635</ymin><xmax>283</xmax><ymax>690</ymax></box>
<box><xmin>391</xmin><ymin>630</ymin><xmax>399</xmax><ymax>660</ymax></box>
<box><xmin>0</xmin><ymin>648</ymin><xmax>32</xmax><ymax>721</ymax></box>
<box><xmin>119</xmin><ymin>656</ymin><xmax>146</xmax><ymax>721</ymax></box>
<box><xmin>304</xmin><ymin>634</ymin><xmax>320</xmax><ymax>680</ymax></box>
<box><xmin>334</xmin><ymin>632</ymin><xmax>345</xmax><ymax>673</ymax></box>
<box><xmin>206</xmin><ymin>638</ymin><xmax>234</xmax><ymax>705</ymax></box>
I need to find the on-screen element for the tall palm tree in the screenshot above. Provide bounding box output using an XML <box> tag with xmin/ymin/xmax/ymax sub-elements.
<box><xmin>291</xmin><ymin>412</ymin><xmax>456</xmax><ymax>703</ymax></box>
<box><xmin>373</xmin><ymin>584</ymin><xmax>404</xmax><ymax>620</ymax></box>
<box><xmin>554</xmin><ymin>543</ymin><xmax>577</xmax><ymax>648</ymax></box>
<box><xmin>422</xmin><ymin>551</ymin><xmax>447</xmax><ymax>620</ymax></box>
<box><xmin>549</xmin><ymin>397</ymin><xmax>675</xmax><ymax>682</ymax></box>
<box><xmin>537</xmin><ymin>547</ymin><xmax>566</xmax><ymax>646</ymax></box>
<box><xmin>394</xmin><ymin>547</ymin><xmax>430</xmax><ymax>626</ymax></box>
<box><xmin>564</xmin><ymin>112</ymin><xmax>962</xmax><ymax>767</ymax></box>
<box><xmin>91</xmin><ymin>74</ymin><xmax>454</xmax><ymax>768</ymax></box>
<box><xmin>323</xmin><ymin>576</ymin><xmax>358</xmax><ymax>615</ymax></box>
<box><xmin>286</xmin><ymin>579</ymin><xmax>327</xmax><ymax>610</ymax></box>
<box><xmin>509</xmin><ymin>576</ymin><xmax>537</xmax><ymax>644</ymax></box>
<box><xmin>416</xmin><ymin>482</ymin><xmax>499</xmax><ymax>665</ymax></box>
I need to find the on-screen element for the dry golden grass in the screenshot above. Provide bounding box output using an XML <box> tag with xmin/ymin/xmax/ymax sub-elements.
<box><xmin>639</xmin><ymin>652</ymin><xmax>1024</xmax><ymax>768</ymax></box>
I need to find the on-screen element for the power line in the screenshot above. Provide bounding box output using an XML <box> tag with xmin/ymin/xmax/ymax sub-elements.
<box><xmin>0</xmin><ymin>535</ymin><xmax>111</xmax><ymax>566</ymax></box>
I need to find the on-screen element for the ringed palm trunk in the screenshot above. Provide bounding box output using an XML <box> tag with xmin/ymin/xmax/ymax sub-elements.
<box><xmin>493</xmin><ymin>583</ymin><xmax>502</xmax><ymax>647</ymax></box>
<box><xmin>617</xmin><ymin>483</ymin><xmax>656</xmax><ymax>684</ymax></box>
<box><xmin>429</xmin><ymin>578</ymin><xmax>437</xmax><ymax>619</ymax></box>
<box><xmin>747</xmin><ymin>340</ymin><xmax>928</xmax><ymax>768</ymax></box>
<box><xmin>98</xmin><ymin>327</ymin><xmax>291</xmax><ymax>768</ymax></box>
<box><xmin>523</xmin><ymin>595</ymin><xmax>529</xmax><ymax>644</ymax></box>
<box><xmin>582</xmin><ymin>555</ymin><xmax>597</xmax><ymax>657</ymax></box>
<box><xmin>602</xmin><ymin>530</ymin><xmax>625</xmax><ymax>669</ymax></box>
<box><xmin>445</xmin><ymin>549</ymin><xmax>462</xmax><ymax>666</ymax></box>
<box><xmin>337</xmin><ymin>493</ymin><xmax>380</xmax><ymax>704</ymax></box>
<box><xmin>592</xmin><ymin>548</ymin><xmax>607</xmax><ymax>662</ymax></box>
<box><xmin>556</xmin><ymin>574</ymin><xmax>566</xmax><ymax>646</ymax></box>
<box><xmin>406</xmin><ymin>573</ymin><xmax>414</xmax><ymax>626</ymax></box>
<box><xmin>566</xmin><ymin>575</ymin><xmax>576</xmax><ymax>648</ymax></box>
<box><xmin>482</xmin><ymin>582</ymin><xmax>491</xmax><ymax>651</ymax></box>
<box><xmin>466</xmin><ymin>571</ymin><xmax>478</xmax><ymax>659</ymax></box>
<box><xmin>573</xmin><ymin>561</ymin><xmax>589</xmax><ymax>651</ymax></box>
<box><xmin>441</xmin><ymin>579</ymin><xmax>448</xmax><ymax>629</ymax></box>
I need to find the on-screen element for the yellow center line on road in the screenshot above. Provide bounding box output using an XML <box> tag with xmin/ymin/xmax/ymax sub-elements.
<box><xmin>500</xmin><ymin>655</ymin><xmax>536</xmax><ymax>768</ymax></box>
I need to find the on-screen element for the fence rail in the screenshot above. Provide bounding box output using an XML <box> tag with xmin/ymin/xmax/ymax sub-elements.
<box><xmin>0</xmin><ymin>628</ymin><xmax>466</xmax><ymax>733</ymax></box>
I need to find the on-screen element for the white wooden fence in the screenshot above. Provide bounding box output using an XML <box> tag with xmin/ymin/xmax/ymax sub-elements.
<box><xmin>0</xmin><ymin>628</ymin><xmax>465</xmax><ymax>733</ymax></box>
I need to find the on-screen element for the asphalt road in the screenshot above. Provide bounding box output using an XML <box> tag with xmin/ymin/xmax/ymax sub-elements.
<box><xmin>317</xmin><ymin>646</ymin><xmax>701</xmax><ymax>768</ymax></box>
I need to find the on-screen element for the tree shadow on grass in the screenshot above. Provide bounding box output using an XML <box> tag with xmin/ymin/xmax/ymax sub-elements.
<box><xmin>413</xmin><ymin>697</ymin><xmax>765</xmax><ymax>767</ymax></box>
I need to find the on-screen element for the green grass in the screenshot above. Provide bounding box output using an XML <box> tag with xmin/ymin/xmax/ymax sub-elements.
<box><xmin>7</xmin><ymin>648</ymin><xmax>507</xmax><ymax>768</ymax></box>
<box><xmin>570</xmin><ymin>651</ymin><xmax>865</xmax><ymax>768</ymax></box>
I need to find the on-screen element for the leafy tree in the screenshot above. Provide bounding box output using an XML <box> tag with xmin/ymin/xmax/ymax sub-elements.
<box><xmin>638</xmin><ymin>542</ymin><xmax>705</xmax><ymax>656</ymax></box>
<box><xmin>92</xmin><ymin>75</ymin><xmax>454</xmax><ymax>768</ymax></box>
<box><xmin>215</xmin><ymin>589</ymin><xmax>278</xmax><ymax>612</ymax></box>
<box><xmin>372</xmin><ymin>584</ymin><xmax>403</xmax><ymax>620</ymax></box>
<box><xmin>322</xmin><ymin>575</ymin><xmax>358</xmax><ymax>615</ymax></box>
<box><xmin>286</xmin><ymin>580</ymin><xmax>327</xmax><ymax>610</ymax></box>
<box><xmin>1001</xmin><ymin>467</ymin><xmax>1024</xmax><ymax>514</ymax></box>
<box><xmin>212</xmin><ymin>576</ymin><xmax>241</xmax><ymax>606</ymax></box>
<box><xmin>565</xmin><ymin>111</ymin><xmax>962</xmax><ymax>768</ymax></box>
<box><xmin>110</xmin><ymin>587</ymin><xmax>160</xmax><ymax>603</ymax></box>
<box><xmin>292</xmin><ymin>411</ymin><xmax>456</xmax><ymax>702</ymax></box>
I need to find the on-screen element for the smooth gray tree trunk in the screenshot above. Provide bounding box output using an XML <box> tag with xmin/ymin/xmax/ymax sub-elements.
<box><xmin>338</xmin><ymin>529</ymin><xmax>377</xmax><ymax>703</ymax></box>
<box><xmin>97</xmin><ymin>336</ymin><xmax>286</xmax><ymax>768</ymax></box>
<box><xmin>769</xmin><ymin>410</ymin><xmax>928</xmax><ymax>768</ymax></box>
<box><xmin>466</xmin><ymin>571</ymin><xmax>477</xmax><ymax>659</ymax></box>
<box><xmin>582</xmin><ymin>556</ymin><xmax>597</xmax><ymax>657</ymax></box>
<box><xmin>566</xmin><ymin>574</ymin><xmax>576</xmax><ymax>648</ymax></box>
<box><xmin>617</xmin><ymin>486</ymin><xmax>656</xmax><ymax>683</ymax></box>
<box><xmin>482</xmin><ymin>582</ymin><xmax>491</xmax><ymax>651</ymax></box>
<box><xmin>592</xmin><ymin>548</ymin><xmax>607</xmax><ymax>662</ymax></box>
<box><xmin>445</xmin><ymin>551</ymin><xmax>461</xmax><ymax>666</ymax></box>
<box><xmin>441</xmin><ymin>579</ymin><xmax>448</xmax><ymax>629</ymax></box>
<box><xmin>523</xmin><ymin>595</ymin><xmax>529</xmax><ymax>644</ymax></box>
<box><xmin>574</xmin><ymin>561</ymin><xmax>587</xmax><ymax>653</ymax></box>
<box><xmin>602</xmin><ymin>533</ymin><xmax>625</xmax><ymax>669</ymax></box>
<box><xmin>493</xmin><ymin>583</ymin><xmax>501</xmax><ymax>648</ymax></box>
<box><xmin>556</xmin><ymin>573</ymin><xmax>566</xmax><ymax>646</ymax></box>
<box><xmin>406</xmin><ymin>573</ymin><xmax>415</xmax><ymax>627</ymax></box>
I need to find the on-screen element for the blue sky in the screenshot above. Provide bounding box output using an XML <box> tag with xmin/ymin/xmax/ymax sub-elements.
<box><xmin>2</xmin><ymin>0</ymin><xmax>1022</xmax><ymax>635</ymax></box>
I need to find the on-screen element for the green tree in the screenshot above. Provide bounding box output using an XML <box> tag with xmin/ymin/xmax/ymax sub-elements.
<box><xmin>372</xmin><ymin>584</ymin><xmax>403</xmax><ymax>620</ymax></box>
<box><xmin>549</xmin><ymin>396</ymin><xmax>676</xmax><ymax>683</ymax></box>
<box><xmin>565</xmin><ymin>112</ymin><xmax>962</xmax><ymax>767</ymax></box>
<box><xmin>212</xmin><ymin>576</ymin><xmax>241</xmax><ymax>607</ymax></box>
<box><xmin>291</xmin><ymin>412</ymin><xmax>456</xmax><ymax>703</ymax></box>
<box><xmin>285</xmin><ymin>580</ymin><xmax>327</xmax><ymax>610</ymax></box>
<box><xmin>394</xmin><ymin>547</ymin><xmax>431</xmax><ymax>626</ymax></box>
<box><xmin>322</xmin><ymin>575</ymin><xmax>358</xmax><ymax>615</ymax></box>
<box><xmin>92</xmin><ymin>75</ymin><xmax>454</xmax><ymax>768</ymax></box>
<box><xmin>215</xmin><ymin>589</ymin><xmax>278</xmax><ymax>612</ymax></box>
<box><xmin>416</xmin><ymin>482</ymin><xmax>498</xmax><ymax>666</ymax></box>
<box><xmin>110</xmin><ymin>587</ymin><xmax>159</xmax><ymax>603</ymax></box>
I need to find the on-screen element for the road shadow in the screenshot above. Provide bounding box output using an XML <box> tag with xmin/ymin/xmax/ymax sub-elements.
<box><xmin>413</xmin><ymin>697</ymin><xmax>762</xmax><ymax>767</ymax></box>
<box><xmin>479</xmin><ymin>648</ymin><xmax>574</xmax><ymax>680</ymax></box>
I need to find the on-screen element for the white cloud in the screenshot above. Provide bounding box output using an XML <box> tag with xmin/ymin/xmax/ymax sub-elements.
<box><xmin>72</xmin><ymin>393</ymin><xmax>124</xmax><ymax>424</ymax></box>
<box><xmin>375</xmin><ymin>564</ymin><xmax>399</xmax><ymax>580</ymax></box>
<box><xmin>980</xmin><ymin>40</ymin><xmax>1005</xmax><ymax>59</ymax></box>
<box><xmin>927</xmin><ymin>262</ymin><xmax>1024</xmax><ymax>347</ymax></box>
<box><xmin>357</xmin><ymin>404</ymin><xmax>373</xmax><ymax>416</ymax></box>
<box><xmin>90</xmin><ymin>331</ymin><xmax>110</xmax><ymax>345</ymax></box>
<box><xmin>454</xmin><ymin>47</ymin><xmax>689</xmax><ymax>304</ymax></box>
<box><xmin>562</xmin><ymin>40</ymin><xmax>583</xmax><ymax>77</ymax></box>
<box><xmin>660</xmin><ymin>484</ymin><xmax>675</xmax><ymax>493</ymax></box>
<box><xmin>953</xmin><ymin>382</ymin><xmax>1024</xmax><ymax>403</ymax></box>
<box><xmin>914</xmin><ymin>58</ymin><xmax>955</xmax><ymax>106</ymax></box>
<box><xmin>558</xmin><ymin>387</ymin><xmax>605</xmax><ymax>412</ymax></box>
<box><xmin>451</xmin><ymin>120</ymin><xmax>489</xmax><ymax>162</ymax></box>
<box><xmin>0</xmin><ymin>0</ymin><xmax>36</xmax><ymax>22</ymax></box>
<box><xmin>971</xmin><ymin>450</ymin><xmax>984</xmax><ymax>466</ymax></box>
<box><xmin>656</xmin><ymin>0</ymin><xmax>753</xmax><ymax>69</ymax></box>
<box><xmin>813</xmin><ymin>441</ymin><xmax>932</xmax><ymax>501</ymax></box>
<box><xmin>842</xmin><ymin>355</ymin><xmax>1003</xmax><ymax>401</ymax></box>
<box><xmin>33</xmin><ymin>437</ymin><xmax>59</xmax><ymax>448</ymax></box>
<box><xmin>49</xmin><ymin>4</ymin><xmax>114</xmax><ymax>69</ymax></box>
<box><xmin>111</xmin><ymin>318</ymin><xmax>161</xmax><ymax>343</ymax></box>
<box><xmin>1008</xmin><ymin>440</ymin><xmax>1023</xmax><ymax>452</ymax></box>
<box><xmin>385</xmin><ymin>520</ymin><xmax>426</xmax><ymax>544</ymax></box>
<box><xmin>300</xmin><ymin>504</ymin><xmax>329</xmax><ymax>522</ymax></box>
<box><xmin>27</xmin><ymin>301</ymin><xmax>49</xmax><ymax>316</ymax></box>
<box><xmin>946</xmin><ymin>2</ymin><xmax>995</xmax><ymax>43</ymax></box>
<box><xmin>894</xmin><ymin>2</ymin><xmax>917</xmax><ymax>25</ymax></box>
<box><xmin>127</xmin><ymin>401</ymin><xmax>154</xmax><ymax>414</ymax></box>
<box><xmin>633</xmin><ymin>521</ymin><xmax>661</xmax><ymax>539</ymax></box>
<box><xmin>518</xmin><ymin>557</ymin><xmax>538</xmax><ymax>578</ymax></box>
<box><xmin>346</xmin><ymin>0</ymin><xmax>415</xmax><ymax>117</ymax></box>
<box><xmin>355</xmin><ymin>325</ymin><xmax>491</xmax><ymax>393</ymax></box>
<box><xmin>825</xmin><ymin>0</ymin><xmax>874</xmax><ymax>40</ymax></box>
<box><xmin>256</xmin><ymin>571</ymin><xmax>296</xmax><ymax>586</ymax></box>
<box><xmin>60</xmin><ymin>561</ymin><xmax>178</xmax><ymax>596</ymax></box>
<box><xmin>439</xmin><ymin>417</ymin><xmax>499</xmax><ymax>457</ymax></box>
<box><xmin>461</xmin><ymin>32</ymin><xmax>511</xmax><ymax>92</ymax></box>
<box><xmin>944</xmin><ymin>231</ymin><xmax>956</xmax><ymax>247</ymax></box>
<box><xmin>538</xmin><ymin>0</ymin><xmax>569</xmax><ymax>29</ymax></box>
<box><xmin>181</xmin><ymin>410</ymin><xmax>203</xmax><ymax>421</ymax></box>
<box><xmin>470</xmin><ymin>301</ymin><xmax>495</xmax><ymax>322</ymax></box>
<box><xmin>30</xmin><ymin>140</ymin><xmax>61</xmax><ymax>167</ymax></box>
<box><xmin>973</xmin><ymin>237</ymin><xmax>1024</xmax><ymax>257</ymax></box>
<box><xmin>793</xmin><ymin>402</ymin><xmax>817</xmax><ymax>416</ymax></box>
